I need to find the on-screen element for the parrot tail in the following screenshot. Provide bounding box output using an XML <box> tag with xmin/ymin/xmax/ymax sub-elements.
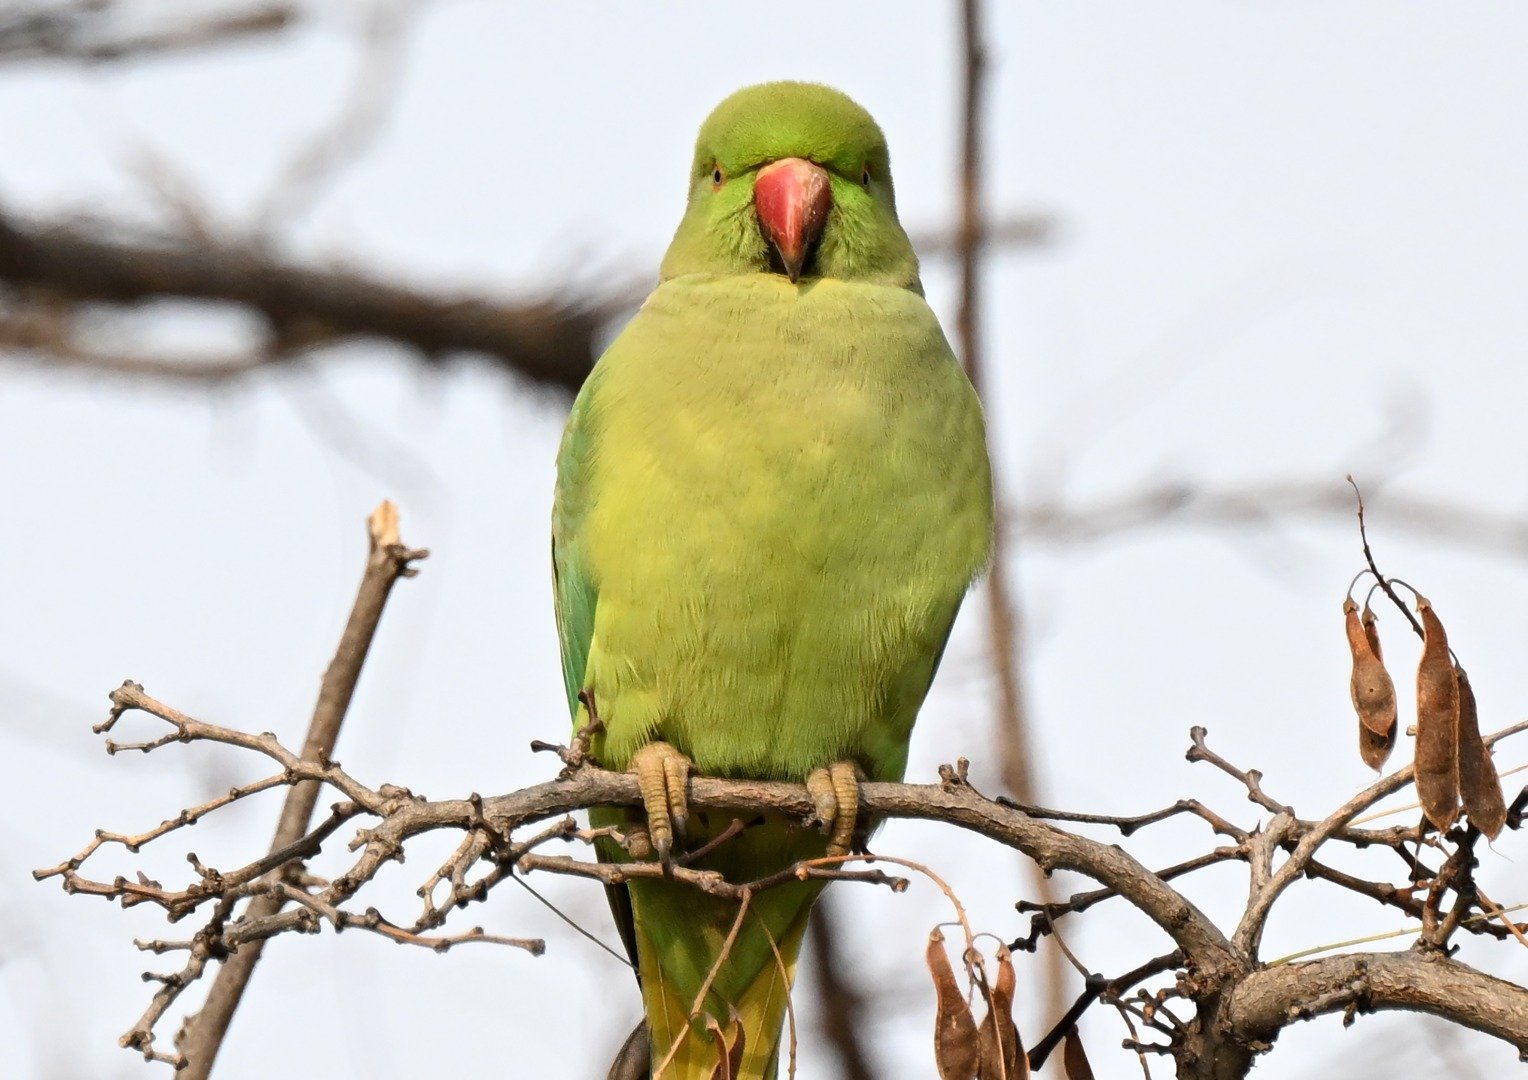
<box><xmin>624</xmin><ymin>822</ymin><xmax>826</xmax><ymax>1080</ymax></box>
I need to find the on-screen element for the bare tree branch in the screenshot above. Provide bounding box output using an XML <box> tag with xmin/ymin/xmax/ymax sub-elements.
<box><xmin>37</xmin><ymin>665</ymin><xmax>1528</xmax><ymax>1076</ymax></box>
<box><xmin>174</xmin><ymin>500</ymin><xmax>426</xmax><ymax>1079</ymax></box>
<box><xmin>0</xmin><ymin>2</ymin><xmax>296</xmax><ymax>65</ymax></box>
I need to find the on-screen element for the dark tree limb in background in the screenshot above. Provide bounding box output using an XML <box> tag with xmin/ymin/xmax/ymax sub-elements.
<box><xmin>0</xmin><ymin>206</ymin><xmax>1052</xmax><ymax>396</ymax></box>
<box><xmin>956</xmin><ymin>0</ymin><xmax>1034</xmax><ymax>799</ymax></box>
<box><xmin>807</xmin><ymin>898</ymin><xmax>878</xmax><ymax>1080</ymax></box>
<box><xmin>174</xmin><ymin>501</ymin><xmax>426</xmax><ymax>1080</ymax></box>
<box><xmin>0</xmin><ymin>2</ymin><xmax>296</xmax><ymax>66</ymax></box>
<box><xmin>0</xmin><ymin>211</ymin><xmax>611</xmax><ymax>395</ymax></box>
<box><xmin>953</xmin><ymin>0</ymin><xmax>1070</xmax><ymax>1031</ymax></box>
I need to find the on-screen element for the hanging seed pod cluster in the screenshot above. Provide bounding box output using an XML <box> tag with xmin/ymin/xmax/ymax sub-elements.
<box><xmin>926</xmin><ymin>929</ymin><xmax>1040</xmax><ymax>1080</ymax></box>
<box><xmin>1342</xmin><ymin>585</ymin><xmax>1506</xmax><ymax>838</ymax></box>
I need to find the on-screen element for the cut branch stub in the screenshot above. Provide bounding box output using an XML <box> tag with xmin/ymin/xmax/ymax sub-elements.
<box><xmin>1344</xmin><ymin>598</ymin><xmax>1397</xmax><ymax>769</ymax></box>
<box><xmin>1456</xmin><ymin>667</ymin><xmax>1506</xmax><ymax>839</ymax></box>
<box><xmin>928</xmin><ymin>928</ymin><xmax>980</xmax><ymax>1080</ymax></box>
<box><xmin>1415</xmin><ymin>597</ymin><xmax>1461</xmax><ymax>831</ymax></box>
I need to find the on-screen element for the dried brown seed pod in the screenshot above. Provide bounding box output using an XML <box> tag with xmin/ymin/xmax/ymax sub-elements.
<box><xmin>1455</xmin><ymin>666</ymin><xmax>1506</xmax><ymax>840</ymax></box>
<box><xmin>928</xmin><ymin>929</ymin><xmax>979</xmax><ymax>1079</ymax></box>
<box><xmin>1414</xmin><ymin>597</ymin><xmax>1461</xmax><ymax>831</ymax></box>
<box><xmin>1345</xmin><ymin>599</ymin><xmax>1398</xmax><ymax>769</ymax></box>
<box><xmin>1063</xmin><ymin>1028</ymin><xmax>1096</xmax><ymax>1080</ymax></box>
<box><xmin>976</xmin><ymin>944</ymin><xmax>1026</xmax><ymax>1080</ymax></box>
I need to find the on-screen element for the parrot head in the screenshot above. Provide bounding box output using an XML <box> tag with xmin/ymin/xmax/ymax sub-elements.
<box><xmin>659</xmin><ymin>82</ymin><xmax>921</xmax><ymax>289</ymax></box>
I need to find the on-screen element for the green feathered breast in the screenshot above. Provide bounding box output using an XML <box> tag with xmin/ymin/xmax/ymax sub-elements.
<box><xmin>554</xmin><ymin>272</ymin><xmax>989</xmax><ymax>783</ymax></box>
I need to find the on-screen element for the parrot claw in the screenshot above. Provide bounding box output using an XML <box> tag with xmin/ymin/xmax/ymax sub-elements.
<box><xmin>630</xmin><ymin>741</ymin><xmax>692</xmax><ymax>862</ymax></box>
<box><xmin>805</xmin><ymin>761</ymin><xmax>862</xmax><ymax>857</ymax></box>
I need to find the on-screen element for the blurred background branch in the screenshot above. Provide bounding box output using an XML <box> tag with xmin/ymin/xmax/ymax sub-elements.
<box><xmin>0</xmin><ymin>208</ymin><xmax>611</xmax><ymax>392</ymax></box>
<box><xmin>0</xmin><ymin>2</ymin><xmax>297</xmax><ymax>66</ymax></box>
<box><xmin>1016</xmin><ymin>476</ymin><xmax>1528</xmax><ymax>558</ymax></box>
<box><xmin>950</xmin><ymin>0</ymin><xmax>1069</xmax><ymax>1037</ymax></box>
<box><xmin>0</xmin><ymin>205</ymin><xmax>1053</xmax><ymax>395</ymax></box>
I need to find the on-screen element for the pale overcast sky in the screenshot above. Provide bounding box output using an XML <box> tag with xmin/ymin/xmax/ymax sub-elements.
<box><xmin>5</xmin><ymin>3</ymin><xmax>1528</xmax><ymax>1077</ymax></box>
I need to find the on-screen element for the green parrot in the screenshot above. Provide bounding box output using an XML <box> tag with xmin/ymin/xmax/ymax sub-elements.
<box><xmin>552</xmin><ymin>81</ymin><xmax>993</xmax><ymax>1078</ymax></box>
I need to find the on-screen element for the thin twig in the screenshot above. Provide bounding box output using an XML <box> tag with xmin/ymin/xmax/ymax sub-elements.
<box><xmin>517</xmin><ymin>851</ymin><xmax>907</xmax><ymax>902</ymax></box>
<box><xmin>174</xmin><ymin>501</ymin><xmax>425</xmax><ymax>1079</ymax></box>
<box><xmin>759</xmin><ymin>911</ymin><xmax>800</xmax><ymax>1080</ymax></box>
<box><xmin>1351</xmin><ymin>760</ymin><xmax>1528</xmax><ymax>825</ymax></box>
<box><xmin>1233</xmin><ymin>718</ymin><xmax>1528</xmax><ymax>958</ymax></box>
<box><xmin>1000</xmin><ymin>795</ymin><xmax>1250</xmax><ymax>841</ymax></box>
<box><xmin>1014</xmin><ymin>849</ymin><xmax>1243</xmax><ymax>947</ymax></box>
<box><xmin>1348</xmin><ymin>476</ymin><xmax>1425</xmax><ymax>640</ymax></box>
<box><xmin>652</xmin><ymin>890</ymin><xmax>753</xmax><ymax>1079</ymax></box>
<box><xmin>1027</xmin><ymin>951</ymin><xmax>1184</xmax><ymax>1070</ymax></box>
<box><xmin>1186</xmin><ymin>727</ymin><xmax>1291</xmax><ymax>816</ymax></box>
<box><xmin>1265</xmin><ymin>902</ymin><xmax>1528</xmax><ymax>966</ymax></box>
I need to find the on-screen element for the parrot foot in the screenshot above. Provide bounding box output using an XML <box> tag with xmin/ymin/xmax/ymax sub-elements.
<box><xmin>629</xmin><ymin>741</ymin><xmax>692</xmax><ymax>862</ymax></box>
<box><xmin>806</xmin><ymin>761</ymin><xmax>862</xmax><ymax>857</ymax></box>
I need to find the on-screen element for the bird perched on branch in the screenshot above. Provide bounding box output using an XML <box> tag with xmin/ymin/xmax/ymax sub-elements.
<box><xmin>552</xmin><ymin>81</ymin><xmax>993</xmax><ymax>1079</ymax></box>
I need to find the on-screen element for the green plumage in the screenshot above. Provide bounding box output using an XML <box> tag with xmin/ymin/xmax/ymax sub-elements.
<box><xmin>552</xmin><ymin>82</ymin><xmax>992</xmax><ymax>1078</ymax></box>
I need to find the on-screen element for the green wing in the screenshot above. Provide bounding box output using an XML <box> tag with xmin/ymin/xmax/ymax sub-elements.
<box><xmin>551</xmin><ymin>367</ymin><xmax>603</xmax><ymax>719</ymax></box>
<box><xmin>551</xmin><ymin>365</ymin><xmax>647</xmax><ymax>982</ymax></box>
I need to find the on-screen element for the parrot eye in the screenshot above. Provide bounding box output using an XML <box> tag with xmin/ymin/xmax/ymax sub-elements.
<box><xmin>861</xmin><ymin>166</ymin><xmax>872</xmax><ymax>188</ymax></box>
<box><xmin>711</xmin><ymin>164</ymin><xmax>725</xmax><ymax>189</ymax></box>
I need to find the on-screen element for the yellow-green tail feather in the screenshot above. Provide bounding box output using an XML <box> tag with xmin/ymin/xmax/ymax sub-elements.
<box><xmin>592</xmin><ymin>807</ymin><xmax>831</xmax><ymax>1080</ymax></box>
<box><xmin>635</xmin><ymin>878</ymin><xmax>813</xmax><ymax>1079</ymax></box>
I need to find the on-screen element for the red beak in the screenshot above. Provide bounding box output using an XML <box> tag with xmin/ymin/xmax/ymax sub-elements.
<box><xmin>754</xmin><ymin>157</ymin><xmax>832</xmax><ymax>283</ymax></box>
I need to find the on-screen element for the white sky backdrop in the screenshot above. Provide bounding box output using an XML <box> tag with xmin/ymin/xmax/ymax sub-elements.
<box><xmin>4</xmin><ymin>2</ymin><xmax>1528</xmax><ymax>1077</ymax></box>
